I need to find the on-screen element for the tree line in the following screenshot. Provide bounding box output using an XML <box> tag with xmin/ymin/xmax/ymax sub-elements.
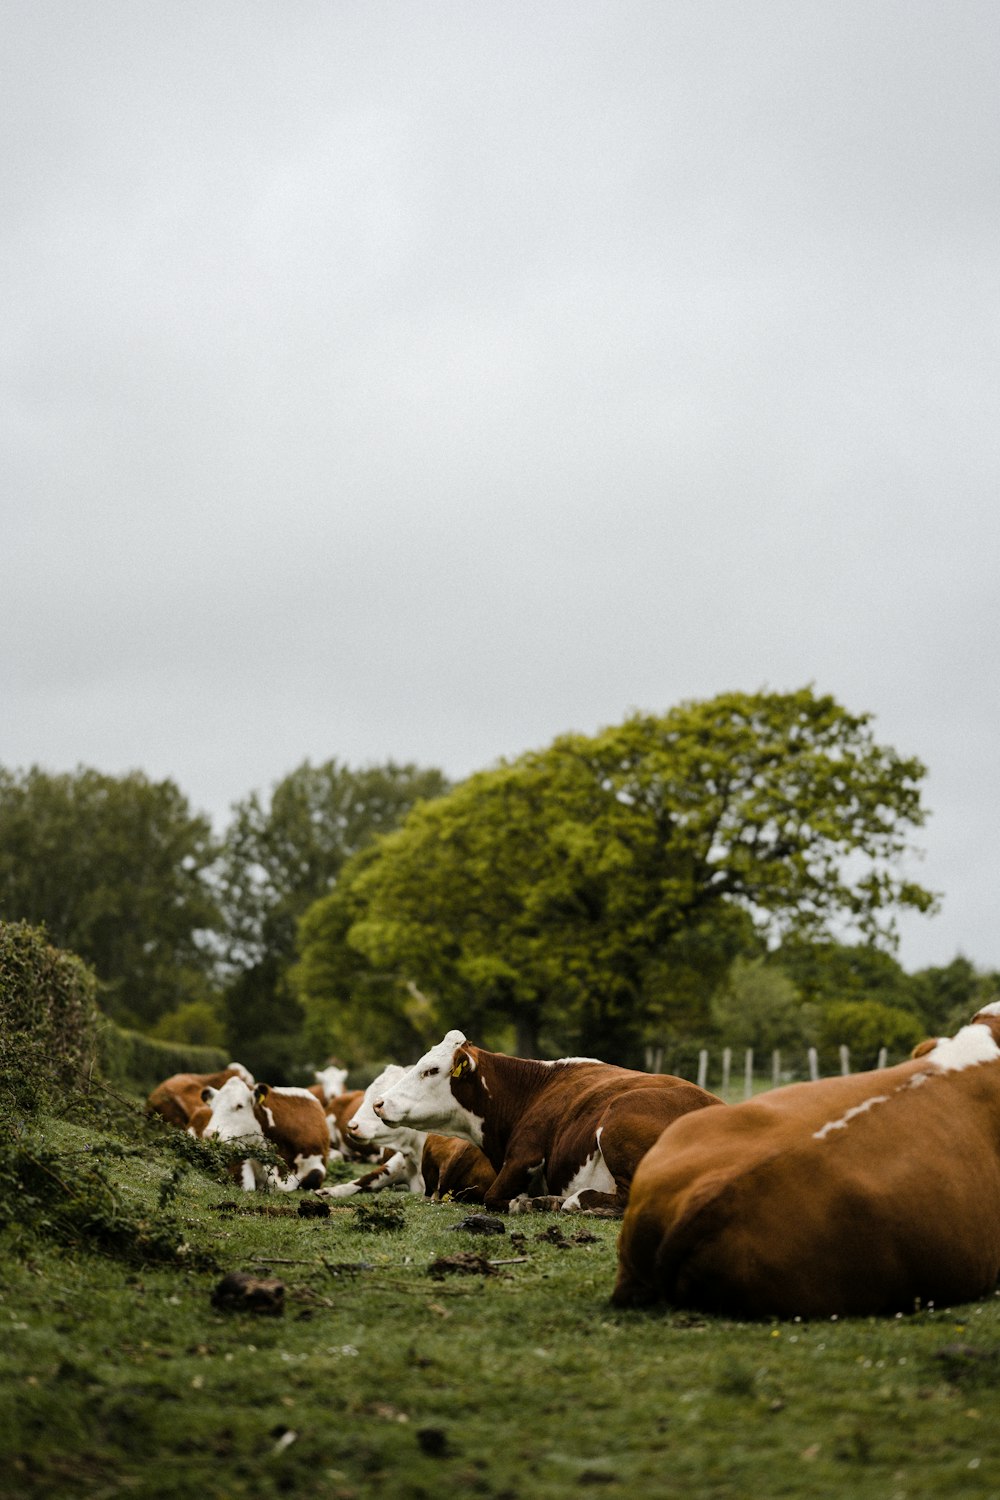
<box><xmin>1</xmin><ymin>688</ymin><xmax>995</xmax><ymax>1080</ymax></box>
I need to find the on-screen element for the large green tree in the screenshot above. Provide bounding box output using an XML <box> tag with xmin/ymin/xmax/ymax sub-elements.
<box><xmin>297</xmin><ymin>689</ymin><xmax>935</xmax><ymax>1061</ymax></box>
<box><xmin>216</xmin><ymin>759</ymin><xmax>449</xmax><ymax>1073</ymax></box>
<box><xmin>0</xmin><ymin>766</ymin><xmax>219</xmax><ymax>1027</ymax></box>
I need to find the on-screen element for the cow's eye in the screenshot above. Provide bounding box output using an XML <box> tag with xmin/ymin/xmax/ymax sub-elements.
<box><xmin>421</xmin><ymin>1066</ymin><xmax>439</xmax><ymax>1078</ymax></box>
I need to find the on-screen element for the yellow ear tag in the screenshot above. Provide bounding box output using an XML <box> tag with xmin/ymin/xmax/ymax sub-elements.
<box><xmin>451</xmin><ymin>1057</ymin><xmax>467</xmax><ymax>1079</ymax></box>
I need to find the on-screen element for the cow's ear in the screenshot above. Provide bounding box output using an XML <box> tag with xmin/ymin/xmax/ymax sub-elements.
<box><xmin>254</xmin><ymin>1083</ymin><xmax>270</xmax><ymax>1103</ymax></box>
<box><xmin>451</xmin><ymin>1047</ymin><xmax>475</xmax><ymax>1079</ymax></box>
<box><xmin>201</xmin><ymin>1086</ymin><xmax>216</xmax><ymax>1103</ymax></box>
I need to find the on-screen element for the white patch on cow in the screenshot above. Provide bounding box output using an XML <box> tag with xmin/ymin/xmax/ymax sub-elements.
<box><xmin>276</xmin><ymin>1086</ymin><xmax>321</xmax><ymax>1101</ymax></box>
<box><xmin>348</xmin><ymin>1066</ymin><xmax>410</xmax><ymax>1143</ymax></box>
<box><xmin>227</xmin><ymin>1061</ymin><xmax>256</xmax><ymax>1086</ymax></box>
<box><xmin>928</xmin><ymin>1023</ymin><xmax>1000</xmax><ymax>1073</ymax></box>
<box><xmin>975</xmin><ymin>1000</ymin><xmax>1000</xmax><ymax>1018</ymax></box>
<box><xmin>812</xmin><ymin>1094</ymin><xmax>891</xmax><ymax>1141</ymax></box>
<box><xmin>373</xmin><ymin>1031</ymin><xmax>486</xmax><ymax>1146</ymax></box>
<box><xmin>240</xmin><ymin>1160</ymin><xmax>258</xmax><ymax>1192</ymax></box>
<box><xmin>559</xmin><ymin>1128</ymin><xmax>616</xmax><ymax>1207</ymax></box>
<box><xmin>554</xmin><ymin>1056</ymin><xmax>604</xmax><ymax>1066</ymax></box>
<box><xmin>290</xmin><ymin>1152</ymin><xmax>326</xmax><ymax>1187</ymax></box>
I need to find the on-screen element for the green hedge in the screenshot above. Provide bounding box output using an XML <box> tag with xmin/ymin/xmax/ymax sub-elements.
<box><xmin>0</xmin><ymin>920</ymin><xmax>100</xmax><ymax>1111</ymax></box>
<box><xmin>97</xmin><ymin>1023</ymin><xmax>229</xmax><ymax>1095</ymax></box>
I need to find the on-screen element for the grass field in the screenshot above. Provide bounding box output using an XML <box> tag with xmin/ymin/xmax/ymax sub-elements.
<box><xmin>2</xmin><ymin>1102</ymin><xmax>1000</xmax><ymax>1500</ymax></box>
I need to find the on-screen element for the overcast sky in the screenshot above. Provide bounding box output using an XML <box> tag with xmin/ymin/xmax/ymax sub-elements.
<box><xmin>3</xmin><ymin>2</ymin><xmax>998</xmax><ymax>976</ymax></box>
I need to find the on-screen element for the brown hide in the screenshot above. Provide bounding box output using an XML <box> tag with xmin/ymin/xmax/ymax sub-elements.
<box><xmin>147</xmin><ymin>1067</ymin><xmax>251</xmax><ymax>1128</ymax></box>
<box><xmin>327</xmin><ymin>1090</ymin><xmax>383</xmax><ymax>1160</ymax></box>
<box><xmin>613</xmin><ymin>1014</ymin><xmax>1000</xmax><ymax>1318</ymax></box>
<box><xmin>449</xmin><ymin>1046</ymin><xmax>723</xmax><ymax>1214</ymax></box>
<box><xmin>422</xmin><ymin>1135</ymin><xmax>495</xmax><ymax>1203</ymax></box>
<box><xmin>252</xmin><ymin>1085</ymin><xmax>330</xmax><ymax>1190</ymax></box>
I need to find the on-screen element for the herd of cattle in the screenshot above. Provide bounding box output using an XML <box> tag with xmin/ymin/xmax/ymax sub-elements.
<box><xmin>147</xmin><ymin>1001</ymin><xmax>1000</xmax><ymax>1320</ymax></box>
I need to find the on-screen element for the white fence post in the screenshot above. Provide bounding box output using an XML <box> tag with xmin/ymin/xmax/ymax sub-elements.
<box><xmin>722</xmin><ymin>1047</ymin><xmax>732</xmax><ymax>1096</ymax></box>
<box><xmin>808</xmin><ymin>1046</ymin><xmax>819</xmax><ymax>1082</ymax></box>
<box><xmin>697</xmin><ymin>1049</ymin><xmax>708</xmax><ymax>1090</ymax></box>
<box><xmin>653</xmin><ymin>1046</ymin><xmax>663</xmax><ymax>1074</ymax></box>
<box><xmin>644</xmin><ymin>1046</ymin><xmax>653</xmax><ymax>1072</ymax></box>
<box><xmin>772</xmin><ymin>1049</ymin><xmax>781</xmax><ymax>1089</ymax></box>
<box><xmin>839</xmin><ymin>1044</ymin><xmax>850</xmax><ymax>1076</ymax></box>
<box><xmin>877</xmin><ymin>1046</ymin><xmax>888</xmax><ymax>1070</ymax></box>
<box><xmin>744</xmin><ymin>1048</ymin><xmax>754</xmax><ymax>1100</ymax></box>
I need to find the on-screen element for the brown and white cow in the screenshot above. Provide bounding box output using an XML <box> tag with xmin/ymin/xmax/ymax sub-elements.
<box><xmin>146</xmin><ymin>1063</ymin><xmax>255</xmax><ymax>1128</ymax></box>
<box><xmin>201</xmin><ymin>1077</ymin><xmax>329</xmax><ymax>1192</ymax></box>
<box><xmin>372</xmin><ymin>1030</ymin><xmax>723</xmax><ymax>1214</ymax></box>
<box><xmin>321</xmin><ymin>1065</ymin><xmax>494</xmax><ymax>1202</ymax></box>
<box><xmin>612</xmin><ymin>1003</ymin><xmax>1000</xmax><ymax>1319</ymax></box>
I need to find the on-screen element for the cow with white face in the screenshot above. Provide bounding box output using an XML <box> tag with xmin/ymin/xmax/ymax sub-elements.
<box><xmin>201</xmin><ymin>1076</ymin><xmax>329</xmax><ymax>1192</ymax></box>
<box><xmin>373</xmin><ymin>1029</ymin><xmax>722</xmax><ymax>1214</ymax></box>
<box><xmin>322</xmin><ymin>1065</ymin><xmax>424</xmax><ymax>1199</ymax></box>
<box><xmin>324</xmin><ymin>1059</ymin><xmax>495</xmax><ymax>1203</ymax></box>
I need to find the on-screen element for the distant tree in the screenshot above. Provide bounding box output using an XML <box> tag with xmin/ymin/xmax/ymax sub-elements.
<box><xmin>298</xmin><ymin>688</ymin><xmax>935</xmax><ymax>1061</ymax></box>
<box><xmin>819</xmin><ymin>999</ymin><xmax>925</xmax><ymax>1068</ymax></box>
<box><xmin>152</xmin><ymin>998</ymin><xmax>227</xmax><ymax>1049</ymax></box>
<box><xmin>909</xmin><ymin>955</ymin><xmax>1000</xmax><ymax>1035</ymax></box>
<box><xmin>709</xmin><ymin>957</ymin><xmax>806</xmax><ymax>1053</ymax></box>
<box><xmin>774</xmin><ymin>939</ymin><xmax>921</xmax><ymax>1016</ymax></box>
<box><xmin>216</xmin><ymin>760</ymin><xmax>449</xmax><ymax>1070</ymax></box>
<box><xmin>0</xmin><ymin>766</ymin><xmax>220</xmax><ymax>1028</ymax></box>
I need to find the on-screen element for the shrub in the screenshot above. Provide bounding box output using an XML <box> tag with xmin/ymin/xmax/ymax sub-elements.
<box><xmin>96</xmin><ymin>1024</ymin><xmax>229</xmax><ymax>1094</ymax></box>
<box><xmin>0</xmin><ymin>920</ymin><xmax>100</xmax><ymax>1112</ymax></box>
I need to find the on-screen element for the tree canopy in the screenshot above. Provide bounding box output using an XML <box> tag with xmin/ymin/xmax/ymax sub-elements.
<box><xmin>296</xmin><ymin>688</ymin><xmax>936</xmax><ymax>1060</ymax></box>
<box><xmin>0</xmin><ymin>766</ymin><xmax>219</xmax><ymax>1027</ymax></box>
<box><xmin>215</xmin><ymin>759</ymin><xmax>449</xmax><ymax>1074</ymax></box>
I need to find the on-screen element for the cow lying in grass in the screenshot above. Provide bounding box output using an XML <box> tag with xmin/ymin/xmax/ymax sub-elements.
<box><xmin>322</xmin><ymin>1065</ymin><xmax>494</xmax><ymax>1203</ymax></box>
<box><xmin>373</xmin><ymin>1030</ymin><xmax>723</xmax><ymax>1214</ymax></box>
<box><xmin>612</xmin><ymin>1004</ymin><xmax>1000</xmax><ymax>1318</ymax></box>
<box><xmin>147</xmin><ymin>1063</ymin><xmax>254</xmax><ymax>1129</ymax></box>
<box><xmin>199</xmin><ymin>1076</ymin><xmax>329</xmax><ymax>1192</ymax></box>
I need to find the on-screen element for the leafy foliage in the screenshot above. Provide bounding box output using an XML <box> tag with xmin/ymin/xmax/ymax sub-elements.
<box><xmin>215</xmin><ymin>759</ymin><xmax>448</xmax><ymax>1072</ymax></box>
<box><xmin>709</xmin><ymin>957</ymin><xmax>808</xmax><ymax>1053</ymax></box>
<box><xmin>0</xmin><ymin>767</ymin><xmax>220</xmax><ymax>1027</ymax></box>
<box><xmin>0</xmin><ymin>920</ymin><xmax>100</xmax><ymax>1112</ymax></box>
<box><xmin>298</xmin><ymin>689</ymin><xmax>935</xmax><ymax>1060</ymax></box>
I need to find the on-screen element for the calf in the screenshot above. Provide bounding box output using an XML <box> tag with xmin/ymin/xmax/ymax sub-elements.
<box><xmin>373</xmin><ymin>1030</ymin><xmax>722</xmax><ymax>1214</ymax></box>
<box><xmin>201</xmin><ymin>1077</ymin><xmax>329</xmax><ymax>1192</ymax></box>
<box><xmin>612</xmin><ymin>1004</ymin><xmax>1000</xmax><ymax>1318</ymax></box>
<box><xmin>147</xmin><ymin>1063</ymin><xmax>254</xmax><ymax>1128</ymax></box>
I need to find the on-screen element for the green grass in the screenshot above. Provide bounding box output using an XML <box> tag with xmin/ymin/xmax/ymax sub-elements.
<box><xmin>2</xmin><ymin>1108</ymin><xmax>1000</xmax><ymax>1500</ymax></box>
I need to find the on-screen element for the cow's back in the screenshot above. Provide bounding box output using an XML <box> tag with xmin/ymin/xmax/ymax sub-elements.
<box><xmin>614</xmin><ymin>1060</ymin><xmax>1000</xmax><ymax>1317</ymax></box>
<box><xmin>147</xmin><ymin>1068</ymin><xmax>244</xmax><ymax>1127</ymax></box>
<box><xmin>526</xmin><ymin>1065</ymin><xmax>722</xmax><ymax>1197</ymax></box>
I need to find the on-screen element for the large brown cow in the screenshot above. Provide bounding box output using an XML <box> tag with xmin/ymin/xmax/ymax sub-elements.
<box><xmin>612</xmin><ymin>1003</ymin><xmax>1000</xmax><ymax>1318</ymax></box>
<box><xmin>373</xmin><ymin>1030</ymin><xmax>723</xmax><ymax>1214</ymax></box>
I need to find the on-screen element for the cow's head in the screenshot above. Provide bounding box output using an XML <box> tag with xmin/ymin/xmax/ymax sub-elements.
<box><xmin>347</xmin><ymin>1064</ymin><xmax>410</xmax><ymax>1143</ymax></box>
<box><xmin>201</xmin><ymin>1076</ymin><xmax>265</xmax><ymax>1142</ymax></box>
<box><xmin>373</xmin><ymin>1030</ymin><xmax>484</xmax><ymax>1145</ymax></box>
<box><xmin>313</xmin><ymin>1064</ymin><xmax>349</xmax><ymax>1102</ymax></box>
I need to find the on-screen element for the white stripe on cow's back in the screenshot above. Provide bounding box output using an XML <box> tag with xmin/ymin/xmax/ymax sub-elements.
<box><xmin>813</xmin><ymin>1093</ymin><xmax>891</xmax><ymax>1141</ymax></box>
<box><xmin>812</xmin><ymin>1021</ymin><xmax>1000</xmax><ymax>1142</ymax></box>
<box><xmin>271</xmin><ymin>1086</ymin><xmax>320</xmax><ymax>1100</ymax></box>
<box><xmin>974</xmin><ymin>999</ymin><xmax>1000</xmax><ymax>1018</ymax></box>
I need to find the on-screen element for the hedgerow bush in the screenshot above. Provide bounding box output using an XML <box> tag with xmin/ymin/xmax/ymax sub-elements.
<box><xmin>0</xmin><ymin>920</ymin><xmax>100</xmax><ymax>1112</ymax></box>
<box><xmin>96</xmin><ymin>1022</ymin><xmax>228</xmax><ymax>1094</ymax></box>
